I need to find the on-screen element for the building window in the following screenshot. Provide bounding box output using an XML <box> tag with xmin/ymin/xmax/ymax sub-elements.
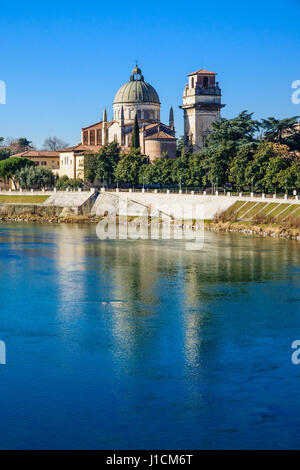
<box><xmin>137</xmin><ymin>110</ymin><xmax>141</xmax><ymax>118</ymax></box>
<box><xmin>191</xmin><ymin>77</ymin><xmax>194</xmax><ymax>88</ymax></box>
<box><xmin>203</xmin><ymin>76</ymin><xmax>208</xmax><ymax>87</ymax></box>
<box><xmin>41</xmin><ymin>161</ymin><xmax>47</xmax><ymax>166</ymax></box>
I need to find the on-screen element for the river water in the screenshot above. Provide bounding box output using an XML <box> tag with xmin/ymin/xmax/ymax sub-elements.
<box><xmin>0</xmin><ymin>223</ymin><xmax>300</xmax><ymax>449</ymax></box>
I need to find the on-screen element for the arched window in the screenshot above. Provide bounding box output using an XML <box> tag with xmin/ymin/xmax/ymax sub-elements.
<box><xmin>191</xmin><ymin>77</ymin><xmax>194</xmax><ymax>88</ymax></box>
<box><xmin>203</xmin><ymin>76</ymin><xmax>208</xmax><ymax>88</ymax></box>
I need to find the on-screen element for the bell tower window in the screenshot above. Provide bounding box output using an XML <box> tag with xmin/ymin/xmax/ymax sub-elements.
<box><xmin>203</xmin><ymin>76</ymin><xmax>208</xmax><ymax>88</ymax></box>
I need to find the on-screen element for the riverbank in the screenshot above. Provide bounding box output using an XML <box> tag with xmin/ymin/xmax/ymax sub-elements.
<box><xmin>1</xmin><ymin>211</ymin><xmax>299</xmax><ymax>241</ymax></box>
<box><xmin>0</xmin><ymin>213</ymin><xmax>101</xmax><ymax>224</ymax></box>
<box><xmin>206</xmin><ymin>220</ymin><xmax>300</xmax><ymax>240</ymax></box>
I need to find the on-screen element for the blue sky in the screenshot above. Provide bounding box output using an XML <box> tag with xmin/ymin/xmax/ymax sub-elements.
<box><xmin>0</xmin><ymin>0</ymin><xmax>299</xmax><ymax>148</ymax></box>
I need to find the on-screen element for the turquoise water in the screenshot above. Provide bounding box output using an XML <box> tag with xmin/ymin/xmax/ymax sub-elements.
<box><xmin>0</xmin><ymin>223</ymin><xmax>300</xmax><ymax>449</ymax></box>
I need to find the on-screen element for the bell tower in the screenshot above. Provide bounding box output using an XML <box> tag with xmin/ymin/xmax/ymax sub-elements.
<box><xmin>180</xmin><ymin>69</ymin><xmax>225</xmax><ymax>151</ymax></box>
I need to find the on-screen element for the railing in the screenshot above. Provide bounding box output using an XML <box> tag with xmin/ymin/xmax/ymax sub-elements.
<box><xmin>0</xmin><ymin>187</ymin><xmax>299</xmax><ymax>201</ymax></box>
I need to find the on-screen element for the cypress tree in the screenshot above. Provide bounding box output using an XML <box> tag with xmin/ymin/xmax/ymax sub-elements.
<box><xmin>130</xmin><ymin>114</ymin><xmax>140</xmax><ymax>150</ymax></box>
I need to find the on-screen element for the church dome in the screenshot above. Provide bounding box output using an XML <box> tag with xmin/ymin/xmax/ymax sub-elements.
<box><xmin>114</xmin><ymin>66</ymin><xmax>160</xmax><ymax>104</ymax></box>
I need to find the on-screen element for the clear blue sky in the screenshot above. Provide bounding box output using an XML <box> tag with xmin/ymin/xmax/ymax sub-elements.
<box><xmin>0</xmin><ymin>0</ymin><xmax>299</xmax><ymax>148</ymax></box>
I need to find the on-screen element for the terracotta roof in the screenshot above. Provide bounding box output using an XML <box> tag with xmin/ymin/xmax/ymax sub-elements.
<box><xmin>82</xmin><ymin>121</ymin><xmax>114</xmax><ymax>131</ymax></box>
<box><xmin>145</xmin><ymin>131</ymin><xmax>176</xmax><ymax>140</ymax></box>
<box><xmin>188</xmin><ymin>69</ymin><xmax>216</xmax><ymax>76</ymax></box>
<box><xmin>59</xmin><ymin>144</ymin><xmax>102</xmax><ymax>153</ymax></box>
<box><xmin>11</xmin><ymin>150</ymin><xmax>60</xmax><ymax>158</ymax></box>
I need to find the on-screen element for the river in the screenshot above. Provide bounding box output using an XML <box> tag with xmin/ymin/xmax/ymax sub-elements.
<box><xmin>0</xmin><ymin>223</ymin><xmax>299</xmax><ymax>449</ymax></box>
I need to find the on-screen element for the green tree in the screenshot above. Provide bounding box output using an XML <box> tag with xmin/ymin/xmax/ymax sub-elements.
<box><xmin>114</xmin><ymin>150</ymin><xmax>147</xmax><ymax>186</ymax></box>
<box><xmin>0</xmin><ymin>157</ymin><xmax>34</xmax><ymax>186</ymax></box>
<box><xmin>187</xmin><ymin>153</ymin><xmax>206</xmax><ymax>187</ymax></box>
<box><xmin>171</xmin><ymin>151</ymin><xmax>191</xmax><ymax>188</ymax></box>
<box><xmin>229</xmin><ymin>145</ymin><xmax>254</xmax><ymax>190</ymax></box>
<box><xmin>206</xmin><ymin>110</ymin><xmax>259</xmax><ymax>148</ymax></box>
<box><xmin>261</xmin><ymin>116</ymin><xmax>300</xmax><ymax>146</ymax></box>
<box><xmin>277</xmin><ymin>162</ymin><xmax>300</xmax><ymax>191</ymax></box>
<box><xmin>16</xmin><ymin>166</ymin><xmax>55</xmax><ymax>189</ymax></box>
<box><xmin>0</xmin><ymin>148</ymin><xmax>11</xmax><ymax>161</ymax></box>
<box><xmin>84</xmin><ymin>142</ymin><xmax>120</xmax><ymax>185</ymax></box>
<box><xmin>96</xmin><ymin>141</ymin><xmax>120</xmax><ymax>185</ymax></box>
<box><xmin>130</xmin><ymin>114</ymin><xmax>140</xmax><ymax>150</ymax></box>
<box><xmin>176</xmin><ymin>136</ymin><xmax>185</xmax><ymax>157</ymax></box>
<box><xmin>56</xmin><ymin>175</ymin><xmax>83</xmax><ymax>190</ymax></box>
<box><xmin>244</xmin><ymin>142</ymin><xmax>287</xmax><ymax>191</ymax></box>
<box><xmin>84</xmin><ymin>153</ymin><xmax>99</xmax><ymax>184</ymax></box>
<box><xmin>150</xmin><ymin>156</ymin><xmax>175</xmax><ymax>188</ymax></box>
<box><xmin>264</xmin><ymin>150</ymin><xmax>291</xmax><ymax>191</ymax></box>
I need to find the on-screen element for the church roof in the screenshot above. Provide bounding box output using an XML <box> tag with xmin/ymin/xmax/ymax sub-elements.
<box><xmin>144</xmin><ymin>130</ymin><xmax>176</xmax><ymax>140</ymax></box>
<box><xmin>82</xmin><ymin>121</ymin><xmax>114</xmax><ymax>131</ymax></box>
<box><xmin>188</xmin><ymin>69</ymin><xmax>216</xmax><ymax>76</ymax></box>
<box><xmin>114</xmin><ymin>66</ymin><xmax>160</xmax><ymax>104</ymax></box>
<box><xmin>144</xmin><ymin>122</ymin><xmax>176</xmax><ymax>141</ymax></box>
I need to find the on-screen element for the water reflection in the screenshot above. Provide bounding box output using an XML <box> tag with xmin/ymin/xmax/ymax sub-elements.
<box><xmin>1</xmin><ymin>223</ymin><xmax>300</xmax><ymax>448</ymax></box>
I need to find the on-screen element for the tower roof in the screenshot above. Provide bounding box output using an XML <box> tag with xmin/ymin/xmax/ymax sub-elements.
<box><xmin>114</xmin><ymin>66</ymin><xmax>160</xmax><ymax>104</ymax></box>
<box><xmin>188</xmin><ymin>69</ymin><xmax>217</xmax><ymax>76</ymax></box>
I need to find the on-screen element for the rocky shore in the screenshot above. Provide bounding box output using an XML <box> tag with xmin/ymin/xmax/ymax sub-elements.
<box><xmin>206</xmin><ymin>220</ymin><xmax>300</xmax><ymax>241</ymax></box>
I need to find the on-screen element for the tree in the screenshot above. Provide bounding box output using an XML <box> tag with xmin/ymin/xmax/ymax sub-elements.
<box><xmin>16</xmin><ymin>166</ymin><xmax>55</xmax><ymax>189</ymax></box>
<box><xmin>263</xmin><ymin>144</ymin><xmax>292</xmax><ymax>191</ymax></box>
<box><xmin>206</xmin><ymin>111</ymin><xmax>259</xmax><ymax>148</ymax></box>
<box><xmin>84</xmin><ymin>142</ymin><xmax>120</xmax><ymax>185</ymax></box>
<box><xmin>176</xmin><ymin>136</ymin><xmax>185</xmax><ymax>157</ymax></box>
<box><xmin>187</xmin><ymin>153</ymin><xmax>206</xmax><ymax>187</ymax></box>
<box><xmin>114</xmin><ymin>150</ymin><xmax>147</xmax><ymax>186</ymax></box>
<box><xmin>150</xmin><ymin>156</ymin><xmax>174</xmax><ymax>187</ymax></box>
<box><xmin>43</xmin><ymin>136</ymin><xmax>69</xmax><ymax>150</ymax></box>
<box><xmin>171</xmin><ymin>151</ymin><xmax>190</xmax><ymax>188</ymax></box>
<box><xmin>130</xmin><ymin>114</ymin><xmax>140</xmax><ymax>150</ymax></box>
<box><xmin>261</xmin><ymin>116</ymin><xmax>300</xmax><ymax>146</ymax></box>
<box><xmin>0</xmin><ymin>157</ymin><xmax>35</xmax><ymax>186</ymax></box>
<box><xmin>0</xmin><ymin>148</ymin><xmax>11</xmax><ymax>161</ymax></box>
<box><xmin>243</xmin><ymin>142</ymin><xmax>289</xmax><ymax>191</ymax></box>
<box><xmin>96</xmin><ymin>142</ymin><xmax>120</xmax><ymax>185</ymax></box>
<box><xmin>6</xmin><ymin>137</ymin><xmax>33</xmax><ymax>154</ymax></box>
<box><xmin>56</xmin><ymin>175</ymin><xmax>83</xmax><ymax>190</ymax></box>
<box><xmin>277</xmin><ymin>162</ymin><xmax>300</xmax><ymax>191</ymax></box>
<box><xmin>84</xmin><ymin>153</ymin><xmax>99</xmax><ymax>184</ymax></box>
<box><xmin>229</xmin><ymin>145</ymin><xmax>255</xmax><ymax>190</ymax></box>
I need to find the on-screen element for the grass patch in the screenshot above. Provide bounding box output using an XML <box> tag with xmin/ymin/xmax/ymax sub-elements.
<box><xmin>243</xmin><ymin>202</ymin><xmax>268</xmax><ymax>219</ymax></box>
<box><xmin>0</xmin><ymin>195</ymin><xmax>49</xmax><ymax>204</ymax></box>
<box><xmin>267</xmin><ymin>203</ymin><xmax>290</xmax><ymax>218</ymax></box>
<box><xmin>234</xmin><ymin>201</ymin><xmax>257</xmax><ymax>218</ymax></box>
<box><xmin>276</xmin><ymin>204</ymin><xmax>300</xmax><ymax>221</ymax></box>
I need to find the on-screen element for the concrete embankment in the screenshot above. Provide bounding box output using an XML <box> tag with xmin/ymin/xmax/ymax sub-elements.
<box><xmin>0</xmin><ymin>190</ymin><xmax>299</xmax><ymax>240</ymax></box>
<box><xmin>0</xmin><ymin>190</ymin><xmax>99</xmax><ymax>222</ymax></box>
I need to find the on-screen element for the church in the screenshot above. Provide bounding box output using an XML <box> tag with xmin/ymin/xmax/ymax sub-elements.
<box><xmin>81</xmin><ymin>65</ymin><xmax>177</xmax><ymax>161</ymax></box>
<box><xmin>9</xmin><ymin>66</ymin><xmax>225</xmax><ymax>182</ymax></box>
